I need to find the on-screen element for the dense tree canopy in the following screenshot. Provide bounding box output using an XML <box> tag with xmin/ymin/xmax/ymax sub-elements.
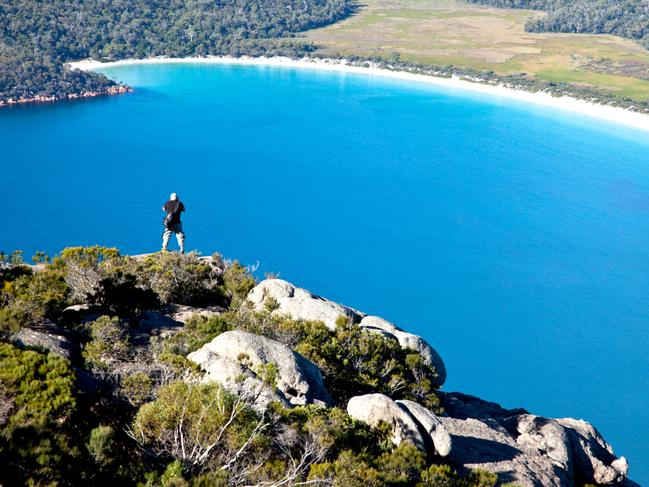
<box><xmin>0</xmin><ymin>0</ymin><xmax>355</xmax><ymax>103</ymax></box>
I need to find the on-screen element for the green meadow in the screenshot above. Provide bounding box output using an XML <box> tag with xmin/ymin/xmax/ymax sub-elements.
<box><xmin>307</xmin><ymin>0</ymin><xmax>649</xmax><ymax>100</ymax></box>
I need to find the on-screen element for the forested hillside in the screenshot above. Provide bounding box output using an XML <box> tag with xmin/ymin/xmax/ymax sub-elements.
<box><xmin>0</xmin><ymin>0</ymin><xmax>354</xmax><ymax>104</ymax></box>
<box><xmin>465</xmin><ymin>0</ymin><xmax>649</xmax><ymax>49</ymax></box>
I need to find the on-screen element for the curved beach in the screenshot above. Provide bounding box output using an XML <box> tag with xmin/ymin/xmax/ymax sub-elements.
<box><xmin>69</xmin><ymin>55</ymin><xmax>649</xmax><ymax>133</ymax></box>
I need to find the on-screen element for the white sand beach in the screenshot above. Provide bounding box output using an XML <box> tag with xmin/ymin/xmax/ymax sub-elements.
<box><xmin>68</xmin><ymin>56</ymin><xmax>649</xmax><ymax>133</ymax></box>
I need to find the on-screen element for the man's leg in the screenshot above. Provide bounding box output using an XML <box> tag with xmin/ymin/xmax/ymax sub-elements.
<box><xmin>162</xmin><ymin>228</ymin><xmax>172</xmax><ymax>251</ymax></box>
<box><xmin>175</xmin><ymin>224</ymin><xmax>185</xmax><ymax>254</ymax></box>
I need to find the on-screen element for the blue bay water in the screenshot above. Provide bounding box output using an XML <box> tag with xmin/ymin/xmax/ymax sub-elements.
<box><xmin>2</xmin><ymin>63</ymin><xmax>648</xmax><ymax>483</ymax></box>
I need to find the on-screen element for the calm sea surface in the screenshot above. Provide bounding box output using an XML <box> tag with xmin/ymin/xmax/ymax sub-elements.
<box><xmin>2</xmin><ymin>63</ymin><xmax>648</xmax><ymax>483</ymax></box>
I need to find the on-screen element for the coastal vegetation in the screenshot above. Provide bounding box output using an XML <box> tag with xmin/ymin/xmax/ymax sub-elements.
<box><xmin>465</xmin><ymin>0</ymin><xmax>649</xmax><ymax>49</ymax></box>
<box><xmin>0</xmin><ymin>246</ymin><xmax>632</xmax><ymax>485</ymax></box>
<box><xmin>3</xmin><ymin>0</ymin><xmax>649</xmax><ymax>109</ymax></box>
<box><xmin>0</xmin><ymin>247</ymin><xmax>483</xmax><ymax>486</ymax></box>
<box><xmin>0</xmin><ymin>0</ymin><xmax>354</xmax><ymax>105</ymax></box>
<box><xmin>308</xmin><ymin>0</ymin><xmax>649</xmax><ymax>106</ymax></box>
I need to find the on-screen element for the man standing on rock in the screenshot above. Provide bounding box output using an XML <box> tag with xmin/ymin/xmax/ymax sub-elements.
<box><xmin>162</xmin><ymin>192</ymin><xmax>185</xmax><ymax>253</ymax></box>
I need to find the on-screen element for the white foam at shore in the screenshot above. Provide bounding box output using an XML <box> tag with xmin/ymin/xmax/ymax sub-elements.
<box><xmin>68</xmin><ymin>56</ymin><xmax>649</xmax><ymax>133</ymax></box>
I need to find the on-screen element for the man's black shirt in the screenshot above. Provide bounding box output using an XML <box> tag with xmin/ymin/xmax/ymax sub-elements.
<box><xmin>163</xmin><ymin>200</ymin><xmax>185</xmax><ymax>225</ymax></box>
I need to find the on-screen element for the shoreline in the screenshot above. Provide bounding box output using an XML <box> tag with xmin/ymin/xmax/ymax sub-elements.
<box><xmin>68</xmin><ymin>55</ymin><xmax>649</xmax><ymax>133</ymax></box>
<box><xmin>0</xmin><ymin>84</ymin><xmax>130</xmax><ymax>108</ymax></box>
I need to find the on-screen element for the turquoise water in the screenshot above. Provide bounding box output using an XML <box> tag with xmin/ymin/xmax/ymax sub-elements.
<box><xmin>2</xmin><ymin>63</ymin><xmax>648</xmax><ymax>483</ymax></box>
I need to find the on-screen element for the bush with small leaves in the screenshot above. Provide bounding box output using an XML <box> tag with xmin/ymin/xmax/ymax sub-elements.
<box><xmin>0</xmin><ymin>305</ymin><xmax>27</xmax><ymax>339</ymax></box>
<box><xmin>121</xmin><ymin>372</ymin><xmax>154</xmax><ymax>406</ymax></box>
<box><xmin>163</xmin><ymin>313</ymin><xmax>233</xmax><ymax>356</ymax></box>
<box><xmin>0</xmin><ymin>343</ymin><xmax>79</xmax><ymax>483</ymax></box>
<box><xmin>221</xmin><ymin>260</ymin><xmax>256</xmax><ymax>306</ymax></box>
<box><xmin>87</xmin><ymin>425</ymin><xmax>117</xmax><ymax>466</ymax></box>
<box><xmin>57</xmin><ymin>246</ymin><xmax>121</xmax><ymax>302</ymax></box>
<box><xmin>83</xmin><ymin>315</ymin><xmax>131</xmax><ymax>370</ymax></box>
<box><xmin>130</xmin><ymin>252</ymin><xmax>225</xmax><ymax>307</ymax></box>
<box><xmin>131</xmin><ymin>381</ymin><xmax>268</xmax><ymax>475</ymax></box>
<box><xmin>4</xmin><ymin>267</ymin><xmax>69</xmax><ymax>322</ymax></box>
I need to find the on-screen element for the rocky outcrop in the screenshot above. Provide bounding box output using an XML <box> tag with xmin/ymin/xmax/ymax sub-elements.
<box><xmin>188</xmin><ymin>351</ymin><xmax>291</xmax><ymax>413</ymax></box>
<box><xmin>0</xmin><ymin>84</ymin><xmax>131</xmax><ymax>108</ymax></box>
<box><xmin>556</xmin><ymin>418</ymin><xmax>628</xmax><ymax>485</ymax></box>
<box><xmin>347</xmin><ymin>393</ymin><xmax>426</xmax><ymax>451</ymax></box>
<box><xmin>167</xmin><ymin>304</ymin><xmax>223</xmax><ymax>324</ymax></box>
<box><xmin>12</xmin><ymin>323</ymin><xmax>78</xmax><ymax>361</ymax></box>
<box><xmin>503</xmin><ymin>414</ymin><xmax>572</xmax><ymax>473</ymax></box>
<box><xmin>441</xmin><ymin>414</ymin><xmax>568</xmax><ymax>487</ymax></box>
<box><xmin>396</xmin><ymin>399</ymin><xmax>452</xmax><ymax>457</ymax></box>
<box><xmin>247</xmin><ymin>279</ymin><xmax>446</xmax><ymax>386</ymax></box>
<box><xmin>188</xmin><ymin>330</ymin><xmax>332</xmax><ymax>411</ymax></box>
<box><xmin>247</xmin><ymin>279</ymin><xmax>364</xmax><ymax>330</ymax></box>
<box><xmin>440</xmin><ymin>392</ymin><xmax>629</xmax><ymax>487</ymax></box>
<box><xmin>360</xmin><ymin>316</ymin><xmax>446</xmax><ymax>386</ymax></box>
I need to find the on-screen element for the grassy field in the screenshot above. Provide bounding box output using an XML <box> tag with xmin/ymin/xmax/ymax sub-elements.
<box><xmin>306</xmin><ymin>0</ymin><xmax>649</xmax><ymax>100</ymax></box>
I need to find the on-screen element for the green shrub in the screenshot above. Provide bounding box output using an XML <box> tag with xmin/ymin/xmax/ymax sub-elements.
<box><xmin>57</xmin><ymin>245</ymin><xmax>121</xmax><ymax>302</ymax></box>
<box><xmin>464</xmin><ymin>469</ymin><xmax>498</xmax><ymax>487</ymax></box>
<box><xmin>131</xmin><ymin>381</ymin><xmax>267</xmax><ymax>474</ymax></box>
<box><xmin>87</xmin><ymin>425</ymin><xmax>117</xmax><ymax>466</ymax></box>
<box><xmin>0</xmin><ymin>305</ymin><xmax>27</xmax><ymax>339</ymax></box>
<box><xmin>130</xmin><ymin>252</ymin><xmax>226</xmax><ymax>306</ymax></box>
<box><xmin>5</xmin><ymin>267</ymin><xmax>69</xmax><ymax>322</ymax></box>
<box><xmin>0</xmin><ymin>343</ymin><xmax>76</xmax><ymax>428</ymax></box>
<box><xmin>83</xmin><ymin>315</ymin><xmax>131</xmax><ymax>370</ymax></box>
<box><xmin>0</xmin><ymin>343</ymin><xmax>78</xmax><ymax>483</ymax></box>
<box><xmin>57</xmin><ymin>246</ymin><xmax>160</xmax><ymax>316</ymax></box>
<box><xmin>0</xmin><ymin>250</ymin><xmax>25</xmax><ymax>265</ymax></box>
<box><xmin>417</xmin><ymin>465</ymin><xmax>499</xmax><ymax>487</ymax></box>
<box><xmin>163</xmin><ymin>313</ymin><xmax>233</xmax><ymax>356</ymax></box>
<box><xmin>122</xmin><ymin>372</ymin><xmax>154</xmax><ymax>406</ymax></box>
<box><xmin>221</xmin><ymin>260</ymin><xmax>256</xmax><ymax>305</ymax></box>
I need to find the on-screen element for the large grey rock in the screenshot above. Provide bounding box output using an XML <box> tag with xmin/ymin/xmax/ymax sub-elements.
<box><xmin>396</xmin><ymin>399</ymin><xmax>452</xmax><ymax>457</ymax></box>
<box><xmin>440</xmin><ymin>415</ymin><xmax>568</xmax><ymax>487</ymax></box>
<box><xmin>188</xmin><ymin>350</ymin><xmax>290</xmax><ymax>413</ymax></box>
<box><xmin>441</xmin><ymin>393</ymin><xmax>630</xmax><ymax>487</ymax></box>
<box><xmin>167</xmin><ymin>304</ymin><xmax>224</xmax><ymax>324</ymax></box>
<box><xmin>188</xmin><ymin>330</ymin><xmax>332</xmax><ymax>408</ymax></box>
<box><xmin>503</xmin><ymin>414</ymin><xmax>572</xmax><ymax>473</ymax></box>
<box><xmin>556</xmin><ymin>418</ymin><xmax>628</xmax><ymax>485</ymax></box>
<box><xmin>347</xmin><ymin>393</ymin><xmax>426</xmax><ymax>451</ymax></box>
<box><xmin>12</xmin><ymin>324</ymin><xmax>77</xmax><ymax>360</ymax></box>
<box><xmin>247</xmin><ymin>279</ymin><xmax>364</xmax><ymax>330</ymax></box>
<box><xmin>360</xmin><ymin>316</ymin><xmax>446</xmax><ymax>386</ymax></box>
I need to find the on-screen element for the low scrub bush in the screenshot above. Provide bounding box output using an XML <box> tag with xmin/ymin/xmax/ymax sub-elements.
<box><xmin>2</xmin><ymin>267</ymin><xmax>68</xmax><ymax>323</ymax></box>
<box><xmin>83</xmin><ymin>315</ymin><xmax>131</xmax><ymax>371</ymax></box>
<box><xmin>0</xmin><ymin>343</ymin><xmax>78</xmax><ymax>483</ymax></box>
<box><xmin>129</xmin><ymin>252</ymin><xmax>226</xmax><ymax>307</ymax></box>
<box><xmin>162</xmin><ymin>313</ymin><xmax>233</xmax><ymax>356</ymax></box>
<box><xmin>131</xmin><ymin>381</ymin><xmax>267</xmax><ymax>476</ymax></box>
